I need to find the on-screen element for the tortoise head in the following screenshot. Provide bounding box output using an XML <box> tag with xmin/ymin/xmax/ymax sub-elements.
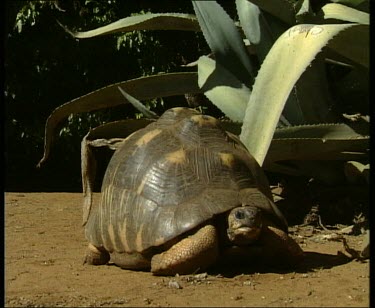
<box><xmin>227</xmin><ymin>205</ymin><xmax>263</xmax><ymax>246</ymax></box>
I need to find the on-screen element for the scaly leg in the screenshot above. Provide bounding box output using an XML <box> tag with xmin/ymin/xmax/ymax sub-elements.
<box><xmin>151</xmin><ymin>224</ymin><xmax>219</xmax><ymax>275</ymax></box>
<box><xmin>84</xmin><ymin>243</ymin><xmax>110</xmax><ymax>265</ymax></box>
<box><xmin>260</xmin><ymin>226</ymin><xmax>304</xmax><ymax>267</ymax></box>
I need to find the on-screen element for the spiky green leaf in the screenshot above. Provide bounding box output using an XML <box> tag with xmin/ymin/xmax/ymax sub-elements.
<box><xmin>38</xmin><ymin>72</ymin><xmax>199</xmax><ymax>166</ymax></box>
<box><xmin>58</xmin><ymin>13</ymin><xmax>200</xmax><ymax>39</ymax></box>
<box><xmin>265</xmin><ymin>123</ymin><xmax>369</xmax><ymax>164</ymax></box>
<box><xmin>239</xmin><ymin>23</ymin><xmax>357</xmax><ymax>166</ymax></box>
<box><xmin>235</xmin><ymin>0</ymin><xmax>276</xmax><ymax>62</ymax></box>
<box><xmin>197</xmin><ymin>56</ymin><xmax>250</xmax><ymax>122</ymax></box>
<box><xmin>84</xmin><ymin>119</ymin><xmax>153</xmax><ymax>142</ymax></box>
<box><xmin>330</xmin><ymin>0</ymin><xmax>368</xmax><ymax>7</ymax></box>
<box><xmin>117</xmin><ymin>87</ymin><xmax>158</xmax><ymax>119</ymax></box>
<box><xmin>192</xmin><ymin>1</ymin><xmax>255</xmax><ymax>85</ymax></box>
<box><xmin>247</xmin><ymin>0</ymin><xmax>297</xmax><ymax>25</ymax></box>
<box><xmin>322</xmin><ymin>3</ymin><xmax>369</xmax><ymax>24</ymax></box>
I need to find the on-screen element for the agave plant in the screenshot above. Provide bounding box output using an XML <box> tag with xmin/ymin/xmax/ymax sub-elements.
<box><xmin>38</xmin><ymin>0</ymin><xmax>369</xmax><ymax>213</ymax></box>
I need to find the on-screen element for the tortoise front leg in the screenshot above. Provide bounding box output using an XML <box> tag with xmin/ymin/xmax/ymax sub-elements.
<box><xmin>260</xmin><ymin>226</ymin><xmax>304</xmax><ymax>267</ymax></box>
<box><xmin>151</xmin><ymin>224</ymin><xmax>219</xmax><ymax>275</ymax></box>
<box><xmin>84</xmin><ymin>243</ymin><xmax>110</xmax><ymax>265</ymax></box>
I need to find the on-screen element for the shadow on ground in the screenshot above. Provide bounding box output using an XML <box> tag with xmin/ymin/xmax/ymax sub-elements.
<box><xmin>208</xmin><ymin>251</ymin><xmax>353</xmax><ymax>278</ymax></box>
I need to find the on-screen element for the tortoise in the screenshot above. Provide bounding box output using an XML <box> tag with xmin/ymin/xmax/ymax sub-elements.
<box><xmin>84</xmin><ymin>107</ymin><xmax>304</xmax><ymax>275</ymax></box>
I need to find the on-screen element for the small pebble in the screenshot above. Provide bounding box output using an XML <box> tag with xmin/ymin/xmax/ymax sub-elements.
<box><xmin>168</xmin><ymin>280</ymin><xmax>182</xmax><ymax>289</ymax></box>
<box><xmin>285</xmin><ymin>299</ymin><xmax>293</xmax><ymax>303</ymax></box>
<box><xmin>231</xmin><ymin>295</ymin><xmax>243</xmax><ymax>301</ymax></box>
<box><xmin>194</xmin><ymin>273</ymin><xmax>208</xmax><ymax>279</ymax></box>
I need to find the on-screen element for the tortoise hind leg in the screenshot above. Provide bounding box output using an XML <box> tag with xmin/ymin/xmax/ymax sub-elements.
<box><xmin>84</xmin><ymin>243</ymin><xmax>110</xmax><ymax>265</ymax></box>
<box><xmin>151</xmin><ymin>224</ymin><xmax>219</xmax><ymax>275</ymax></box>
<box><xmin>110</xmin><ymin>251</ymin><xmax>151</xmax><ymax>270</ymax></box>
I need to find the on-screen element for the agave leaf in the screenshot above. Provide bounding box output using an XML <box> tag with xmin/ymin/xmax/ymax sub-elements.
<box><xmin>117</xmin><ymin>87</ymin><xmax>158</xmax><ymax>119</ymax></box>
<box><xmin>222</xmin><ymin>122</ymin><xmax>369</xmax><ymax>163</ymax></box>
<box><xmin>38</xmin><ymin>72</ymin><xmax>199</xmax><ymax>167</ymax></box>
<box><xmin>236</xmin><ymin>1</ymin><xmax>308</xmax><ymax>126</ymax></box>
<box><xmin>192</xmin><ymin>1</ymin><xmax>255</xmax><ymax>85</ymax></box>
<box><xmin>84</xmin><ymin>119</ymin><xmax>153</xmax><ymax>142</ymax></box>
<box><xmin>272</xmin><ymin>122</ymin><xmax>369</xmax><ymax>139</ymax></box>
<box><xmin>296</xmin><ymin>0</ymin><xmax>311</xmax><ymax>17</ymax></box>
<box><xmin>330</xmin><ymin>0</ymin><xmax>368</xmax><ymax>8</ymax></box>
<box><xmin>235</xmin><ymin>0</ymin><xmax>276</xmax><ymax>62</ymax></box>
<box><xmin>236</xmin><ymin>0</ymin><xmax>262</xmax><ymax>45</ymax></box>
<box><xmin>247</xmin><ymin>0</ymin><xmax>297</xmax><ymax>25</ymax></box>
<box><xmin>327</xmin><ymin>24</ymin><xmax>368</xmax><ymax>68</ymax></box>
<box><xmin>197</xmin><ymin>56</ymin><xmax>250</xmax><ymax>122</ymax></box>
<box><xmin>264</xmin><ymin>123</ymin><xmax>369</xmax><ymax>165</ymax></box>
<box><xmin>322</xmin><ymin>3</ymin><xmax>369</xmax><ymax>24</ymax></box>
<box><xmin>294</xmin><ymin>0</ymin><xmax>320</xmax><ymax>24</ymax></box>
<box><xmin>58</xmin><ymin>13</ymin><xmax>200</xmax><ymax>39</ymax></box>
<box><xmin>239</xmin><ymin>23</ymin><xmax>357</xmax><ymax>166</ymax></box>
<box><xmin>236</xmin><ymin>1</ymin><xmax>334</xmax><ymax>125</ymax></box>
<box><xmin>265</xmin><ymin>137</ymin><xmax>368</xmax><ymax>164</ymax></box>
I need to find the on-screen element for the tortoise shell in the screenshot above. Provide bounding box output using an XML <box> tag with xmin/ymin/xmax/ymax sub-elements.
<box><xmin>85</xmin><ymin>107</ymin><xmax>287</xmax><ymax>253</ymax></box>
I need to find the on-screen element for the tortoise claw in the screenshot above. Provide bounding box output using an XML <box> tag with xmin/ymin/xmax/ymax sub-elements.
<box><xmin>84</xmin><ymin>243</ymin><xmax>110</xmax><ymax>266</ymax></box>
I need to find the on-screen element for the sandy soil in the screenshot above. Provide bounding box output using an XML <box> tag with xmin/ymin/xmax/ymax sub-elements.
<box><xmin>5</xmin><ymin>193</ymin><xmax>370</xmax><ymax>307</ymax></box>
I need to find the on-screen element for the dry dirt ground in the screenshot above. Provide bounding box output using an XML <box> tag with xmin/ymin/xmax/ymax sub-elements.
<box><xmin>5</xmin><ymin>193</ymin><xmax>370</xmax><ymax>307</ymax></box>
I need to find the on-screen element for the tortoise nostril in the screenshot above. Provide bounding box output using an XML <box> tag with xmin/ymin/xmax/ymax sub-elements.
<box><xmin>235</xmin><ymin>210</ymin><xmax>245</xmax><ymax>220</ymax></box>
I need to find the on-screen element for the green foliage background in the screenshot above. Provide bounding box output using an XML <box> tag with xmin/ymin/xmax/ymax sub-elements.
<box><xmin>5</xmin><ymin>0</ymin><xmax>213</xmax><ymax>191</ymax></box>
<box><xmin>5</xmin><ymin>0</ymin><xmax>369</xmax><ymax>200</ymax></box>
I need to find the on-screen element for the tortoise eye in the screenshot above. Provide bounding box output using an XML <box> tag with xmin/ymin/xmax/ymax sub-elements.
<box><xmin>235</xmin><ymin>210</ymin><xmax>245</xmax><ymax>220</ymax></box>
